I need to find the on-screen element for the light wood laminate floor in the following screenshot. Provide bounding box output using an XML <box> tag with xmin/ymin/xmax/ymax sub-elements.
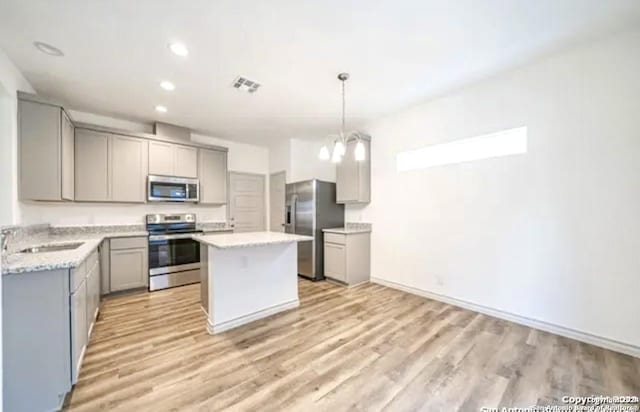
<box><xmin>65</xmin><ymin>280</ymin><xmax>640</xmax><ymax>411</ymax></box>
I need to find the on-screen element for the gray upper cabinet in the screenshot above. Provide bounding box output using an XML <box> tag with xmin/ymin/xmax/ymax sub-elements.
<box><xmin>75</xmin><ymin>129</ymin><xmax>110</xmax><ymax>202</ymax></box>
<box><xmin>61</xmin><ymin>111</ymin><xmax>75</xmax><ymax>200</ymax></box>
<box><xmin>75</xmin><ymin>129</ymin><xmax>147</xmax><ymax>203</ymax></box>
<box><xmin>149</xmin><ymin>141</ymin><xmax>198</xmax><ymax>178</ymax></box>
<box><xmin>199</xmin><ymin>148</ymin><xmax>228</xmax><ymax>204</ymax></box>
<box><xmin>18</xmin><ymin>97</ymin><xmax>74</xmax><ymax>201</ymax></box>
<box><xmin>148</xmin><ymin>141</ymin><xmax>174</xmax><ymax>176</ymax></box>
<box><xmin>176</xmin><ymin>145</ymin><xmax>198</xmax><ymax>178</ymax></box>
<box><xmin>110</xmin><ymin>135</ymin><xmax>148</xmax><ymax>202</ymax></box>
<box><xmin>336</xmin><ymin>139</ymin><xmax>371</xmax><ymax>204</ymax></box>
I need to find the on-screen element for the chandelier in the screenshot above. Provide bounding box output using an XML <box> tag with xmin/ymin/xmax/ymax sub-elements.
<box><xmin>318</xmin><ymin>73</ymin><xmax>366</xmax><ymax>163</ymax></box>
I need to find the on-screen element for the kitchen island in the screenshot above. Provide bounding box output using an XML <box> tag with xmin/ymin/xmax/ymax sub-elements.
<box><xmin>193</xmin><ymin>231</ymin><xmax>313</xmax><ymax>334</ymax></box>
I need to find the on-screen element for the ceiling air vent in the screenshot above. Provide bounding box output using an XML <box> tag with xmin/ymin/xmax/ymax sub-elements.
<box><xmin>232</xmin><ymin>76</ymin><xmax>261</xmax><ymax>93</ymax></box>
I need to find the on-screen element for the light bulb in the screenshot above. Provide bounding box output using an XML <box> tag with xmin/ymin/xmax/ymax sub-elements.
<box><xmin>318</xmin><ymin>145</ymin><xmax>330</xmax><ymax>160</ymax></box>
<box><xmin>331</xmin><ymin>146</ymin><xmax>342</xmax><ymax>163</ymax></box>
<box><xmin>355</xmin><ymin>140</ymin><xmax>366</xmax><ymax>161</ymax></box>
<box><xmin>334</xmin><ymin>140</ymin><xmax>346</xmax><ymax>157</ymax></box>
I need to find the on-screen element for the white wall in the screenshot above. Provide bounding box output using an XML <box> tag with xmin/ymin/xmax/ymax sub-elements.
<box><xmin>289</xmin><ymin>138</ymin><xmax>336</xmax><ymax>183</ymax></box>
<box><xmin>0</xmin><ymin>49</ymin><xmax>34</xmax><ymax>226</ymax></box>
<box><xmin>268</xmin><ymin>138</ymin><xmax>336</xmax><ymax>183</ymax></box>
<box><xmin>268</xmin><ymin>138</ymin><xmax>291</xmax><ymax>176</ymax></box>
<box><xmin>348</xmin><ymin>28</ymin><xmax>640</xmax><ymax>351</ymax></box>
<box><xmin>18</xmin><ymin>113</ymin><xmax>270</xmax><ymax>226</ymax></box>
<box><xmin>191</xmin><ymin>133</ymin><xmax>268</xmax><ymax>176</ymax></box>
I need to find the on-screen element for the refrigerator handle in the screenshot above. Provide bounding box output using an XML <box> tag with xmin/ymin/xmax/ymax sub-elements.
<box><xmin>291</xmin><ymin>194</ymin><xmax>298</xmax><ymax>233</ymax></box>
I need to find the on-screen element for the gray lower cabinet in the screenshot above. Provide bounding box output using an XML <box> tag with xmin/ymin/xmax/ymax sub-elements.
<box><xmin>70</xmin><ymin>278</ymin><xmax>88</xmax><ymax>384</ymax></box>
<box><xmin>2</xmin><ymin>248</ymin><xmax>102</xmax><ymax>412</ymax></box>
<box><xmin>110</xmin><ymin>237</ymin><xmax>148</xmax><ymax>291</ymax></box>
<box><xmin>18</xmin><ymin>94</ymin><xmax>75</xmax><ymax>201</ymax></box>
<box><xmin>100</xmin><ymin>238</ymin><xmax>111</xmax><ymax>294</ymax></box>
<box><xmin>198</xmin><ymin>148</ymin><xmax>228</xmax><ymax>204</ymax></box>
<box><xmin>323</xmin><ymin>231</ymin><xmax>371</xmax><ymax>285</ymax></box>
<box><xmin>336</xmin><ymin>138</ymin><xmax>371</xmax><ymax>204</ymax></box>
<box><xmin>86</xmin><ymin>253</ymin><xmax>101</xmax><ymax>334</ymax></box>
<box><xmin>324</xmin><ymin>242</ymin><xmax>347</xmax><ymax>282</ymax></box>
<box><xmin>75</xmin><ymin>128</ymin><xmax>148</xmax><ymax>203</ymax></box>
<box><xmin>2</xmin><ymin>269</ymin><xmax>71</xmax><ymax>412</ymax></box>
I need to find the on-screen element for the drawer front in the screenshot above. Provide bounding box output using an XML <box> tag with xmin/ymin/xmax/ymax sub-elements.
<box><xmin>324</xmin><ymin>232</ymin><xmax>346</xmax><ymax>245</ymax></box>
<box><xmin>110</xmin><ymin>236</ymin><xmax>148</xmax><ymax>250</ymax></box>
<box><xmin>324</xmin><ymin>243</ymin><xmax>347</xmax><ymax>282</ymax></box>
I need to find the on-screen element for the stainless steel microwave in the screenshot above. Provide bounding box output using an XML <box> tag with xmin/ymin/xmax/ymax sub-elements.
<box><xmin>148</xmin><ymin>175</ymin><xmax>199</xmax><ymax>202</ymax></box>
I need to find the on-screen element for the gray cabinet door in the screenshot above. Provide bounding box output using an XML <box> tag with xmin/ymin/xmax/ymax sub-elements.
<box><xmin>71</xmin><ymin>278</ymin><xmax>87</xmax><ymax>384</ymax></box>
<box><xmin>148</xmin><ymin>140</ymin><xmax>175</xmax><ymax>176</ymax></box>
<box><xmin>85</xmin><ymin>259</ymin><xmax>100</xmax><ymax>336</ymax></box>
<box><xmin>199</xmin><ymin>149</ymin><xmax>227</xmax><ymax>204</ymax></box>
<box><xmin>100</xmin><ymin>240</ymin><xmax>111</xmax><ymax>295</ymax></box>
<box><xmin>2</xmin><ymin>269</ymin><xmax>71</xmax><ymax>412</ymax></box>
<box><xmin>175</xmin><ymin>145</ymin><xmax>198</xmax><ymax>178</ymax></box>
<box><xmin>336</xmin><ymin>140</ymin><xmax>359</xmax><ymax>203</ymax></box>
<box><xmin>75</xmin><ymin>129</ymin><xmax>110</xmax><ymax>202</ymax></box>
<box><xmin>61</xmin><ymin>110</ymin><xmax>75</xmax><ymax>200</ymax></box>
<box><xmin>324</xmin><ymin>242</ymin><xmax>347</xmax><ymax>282</ymax></box>
<box><xmin>336</xmin><ymin>139</ymin><xmax>370</xmax><ymax>204</ymax></box>
<box><xmin>110</xmin><ymin>135</ymin><xmax>148</xmax><ymax>202</ymax></box>
<box><xmin>110</xmin><ymin>248</ymin><xmax>148</xmax><ymax>291</ymax></box>
<box><xmin>18</xmin><ymin>99</ymin><xmax>62</xmax><ymax>201</ymax></box>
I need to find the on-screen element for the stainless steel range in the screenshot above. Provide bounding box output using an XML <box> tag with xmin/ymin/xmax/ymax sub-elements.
<box><xmin>146</xmin><ymin>213</ymin><xmax>202</xmax><ymax>291</ymax></box>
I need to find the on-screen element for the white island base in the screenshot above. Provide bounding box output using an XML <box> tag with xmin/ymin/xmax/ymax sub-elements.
<box><xmin>195</xmin><ymin>232</ymin><xmax>313</xmax><ymax>334</ymax></box>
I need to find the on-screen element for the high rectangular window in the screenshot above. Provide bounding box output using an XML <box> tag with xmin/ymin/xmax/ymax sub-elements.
<box><xmin>396</xmin><ymin>126</ymin><xmax>527</xmax><ymax>172</ymax></box>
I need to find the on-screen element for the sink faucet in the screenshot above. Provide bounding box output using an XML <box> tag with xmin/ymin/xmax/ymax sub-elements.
<box><xmin>1</xmin><ymin>228</ymin><xmax>16</xmax><ymax>254</ymax></box>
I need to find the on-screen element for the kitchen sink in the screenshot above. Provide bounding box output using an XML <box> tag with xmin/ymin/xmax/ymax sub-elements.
<box><xmin>19</xmin><ymin>242</ymin><xmax>84</xmax><ymax>254</ymax></box>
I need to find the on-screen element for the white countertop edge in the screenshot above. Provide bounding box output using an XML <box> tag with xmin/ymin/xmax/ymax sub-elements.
<box><xmin>322</xmin><ymin>227</ymin><xmax>372</xmax><ymax>234</ymax></box>
<box><xmin>193</xmin><ymin>232</ymin><xmax>313</xmax><ymax>249</ymax></box>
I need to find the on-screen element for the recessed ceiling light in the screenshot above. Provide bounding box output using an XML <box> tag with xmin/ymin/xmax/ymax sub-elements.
<box><xmin>168</xmin><ymin>43</ymin><xmax>188</xmax><ymax>57</ymax></box>
<box><xmin>33</xmin><ymin>41</ymin><xmax>64</xmax><ymax>56</ymax></box>
<box><xmin>155</xmin><ymin>105</ymin><xmax>167</xmax><ymax>113</ymax></box>
<box><xmin>160</xmin><ymin>81</ymin><xmax>175</xmax><ymax>91</ymax></box>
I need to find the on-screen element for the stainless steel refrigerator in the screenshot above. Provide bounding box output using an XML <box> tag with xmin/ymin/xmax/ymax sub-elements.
<box><xmin>285</xmin><ymin>179</ymin><xmax>344</xmax><ymax>281</ymax></box>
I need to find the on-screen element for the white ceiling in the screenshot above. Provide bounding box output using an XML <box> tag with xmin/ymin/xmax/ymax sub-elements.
<box><xmin>1</xmin><ymin>0</ymin><xmax>639</xmax><ymax>146</ymax></box>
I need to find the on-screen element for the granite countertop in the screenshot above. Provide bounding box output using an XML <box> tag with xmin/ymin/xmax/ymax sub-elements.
<box><xmin>2</xmin><ymin>222</ymin><xmax>231</xmax><ymax>275</ymax></box>
<box><xmin>2</xmin><ymin>230</ymin><xmax>148</xmax><ymax>275</ymax></box>
<box><xmin>193</xmin><ymin>232</ymin><xmax>313</xmax><ymax>249</ymax></box>
<box><xmin>323</xmin><ymin>227</ymin><xmax>372</xmax><ymax>234</ymax></box>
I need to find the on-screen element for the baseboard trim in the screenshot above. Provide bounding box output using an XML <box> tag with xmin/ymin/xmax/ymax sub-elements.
<box><xmin>206</xmin><ymin>299</ymin><xmax>300</xmax><ymax>335</ymax></box>
<box><xmin>371</xmin><ymin>277</ymin><xmax>640</xmax><ymax>358</ymax></box>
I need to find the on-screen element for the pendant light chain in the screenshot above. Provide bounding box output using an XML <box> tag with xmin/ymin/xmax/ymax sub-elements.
<box><xmin>319</xmin><ymin>72</ymin><xmax>366</xmax><ymax>162</ymax></box>
<box><xmin>341</xmin><ymin>78</ymin><xmax>346</xmax><ymax>140</ymax></box>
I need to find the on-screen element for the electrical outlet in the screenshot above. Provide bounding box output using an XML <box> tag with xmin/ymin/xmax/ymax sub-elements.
<box><xmin>435</xmin><ymin>275</ymin><xmax>444</xmax><ymax>286</ymax></box>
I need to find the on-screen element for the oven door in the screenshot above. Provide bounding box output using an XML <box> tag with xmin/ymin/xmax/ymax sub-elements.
<box><xmin>148</xmin><ymin>234</ymin><xmax>200</xmax><ymax>275</ymax></box>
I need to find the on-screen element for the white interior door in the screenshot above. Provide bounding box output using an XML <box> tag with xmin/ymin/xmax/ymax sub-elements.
<box><xmin>269</xmin><ymin>171</ymin><xmax>286</xmax><ymax>232</ymax></box>
<box><xmin>229</xmin><ymin>172</ymin><xmax>266</xmax><ymax>232</ymax></box>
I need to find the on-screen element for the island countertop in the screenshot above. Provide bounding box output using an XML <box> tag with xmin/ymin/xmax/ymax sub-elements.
<box><xmin>193</xmin><ymin>231</ymin><xmax>313</xmax><ymax>249</ymax></box>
